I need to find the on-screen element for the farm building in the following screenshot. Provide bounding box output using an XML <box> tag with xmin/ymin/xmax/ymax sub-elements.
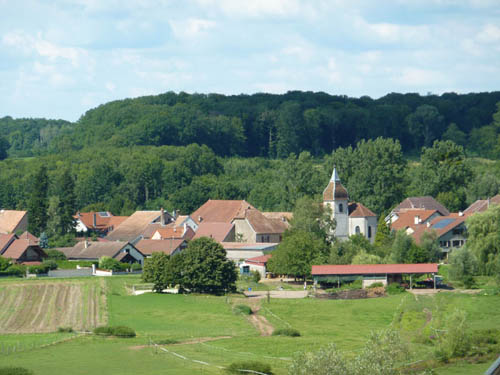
<box><xmin>0</xmin><ymin>235</ymin><xmax>46</xmax><ymax>264</ymax></box>
<box><xmin>60</xmin><ymin>240</ymin><xmax>144</xmax><ymax>265</ymax></box>
<box><xmin>222</xmin><ymin>242</ymin><xmax>277</xmax><ymax>261</ymax></box>
<box><xmin>311</xmin><ymin>263</ymin><xmax>439</xmax><ymax>289</ymax></box>
<box><xmin>239</xmin><ymin>254</ymin><xmax>272</xmax><ymax>278</ymax></box>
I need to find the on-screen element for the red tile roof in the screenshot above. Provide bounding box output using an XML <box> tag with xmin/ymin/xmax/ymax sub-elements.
<box><xmin>411</xmin><ymin>214</ymin><xmax>468</xmax><ymax>245</ymax></box>
<box><xmin>60</xmin><ymin>241</ymin><xmax>136</xmax><ymax>260</ymax></box>
<box><xmin>312</xmin><ymin>263</ymin><xmax>438</xmax><ymax>275</ymax></box>
<box><xmin>191</xmin><ymin>200</ymin><xmax>255</xmax><ymax>224</ymax></box>
<box><xmin>323</xmin><ymin>180</ymin><xmax>348</xmax><ymax>201</ymax></box>
<box><xmin>192</xmin><ymin>222</ymin><xmax>234</xmax><ymax>242</ymax></box>
<box><xmin>243</xmin><ymin>209</ymin><xmax>288</xmax><ymax>234</ymax></box>
<box><xmin>464</xmin><ymin>195</ymin><xmax>500</xmax><ymax>215</ymax></box>
<box><xmin>75</xmin><ymin>212</ymin><xmax>128</xmax><ymax>232</ymax></box>
<box><xmin>154</xmin><ymin>225</ymin><xmax>195</xmax><ymax>240</ymax></box>
<box><xmin>18</xmin><ymin>231</ymin><xmax>39</xmax><ymax>245</ymax></box>
<box><xmin>2</xmin><ymin>239</ymin><xmax>46</xmax><ymax>261</ymax></box>
<box><xmin>245</xmin><ymin>254</ymin><xmax>272</xmax><ymax>266</ymax></box>
<box><xmin>106</xmin><ymin>211</ymin><xmax>169</xmax><ymax>242</ymax></box>
<box><xmin>348</xmin><ymin>202</ymin><xmax>376</xmax><ymax>217</ymax></box>
<box><xmin>390</xmin><ymin>209</ymin><xmax>438</xmax><ymax>231</ymax></box>
<box><xmin>0</xmin><ymin>233</ymin><xmax>16</xmax><ymax>253</ymax></box>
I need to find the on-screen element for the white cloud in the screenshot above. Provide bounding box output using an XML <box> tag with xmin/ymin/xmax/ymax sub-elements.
<box><xmin>196</xmin><ymin>0</ymin><xmax>302</xmax><ymax>17</ymax></box>
<box><xmin>476</xmin><ymin>24</ymin><xmax>500</xmax><ymax>44</ymax></box>
<box><xmin>169</xmin><ymin>18</ymin><xmax>216</xmax><ymax>40</ymax></box>
<box><xmin>394</xmin><ymin>67</ymin><xmax>446</xmax><ymax>87</ymax></box>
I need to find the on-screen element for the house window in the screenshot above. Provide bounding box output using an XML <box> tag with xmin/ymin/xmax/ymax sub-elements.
<box><xmin>355</xmin><ymin>226</ymin><xmax>360</xmax><ymax>234</ymax></box>
<box><xmin>339</xmin><ymin>204</ymin><xmax>343</xmax><ymax>213</ymax></box>
<box><xmin>368</xmin><ymin>226</ymin><xmax>372</xmax><ymax>238</ymax></box>
<box><xmin>241</xmin><ymin>266</ymin><xmax>250</xmax><ymax>274</ymax></box>
<box><xmin>452</xmin><ymin>240</ymin><xmax>460</xmax><ymax>247</ymax></box>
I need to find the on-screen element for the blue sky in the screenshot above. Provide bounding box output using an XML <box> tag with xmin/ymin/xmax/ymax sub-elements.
<box><xmin>1</xmin><ymin>0</ymin><xmax>499</xmax><ymax>121</ymax></box>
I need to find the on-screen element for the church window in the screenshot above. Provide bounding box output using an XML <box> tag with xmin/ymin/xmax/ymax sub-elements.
<box><xmin>339</xmin><ymin>203</ymin><xmax>343</xmax><ymax>213</ymax></box>
<box><xmin>355</xmin><ymin>226</ymin><xmax>360</xmax><ymax>234</ymax></box>
<box><xmin>368</xmin><ymin>226</ymin><xmax>372</xmax><ymax>238</ymax></box>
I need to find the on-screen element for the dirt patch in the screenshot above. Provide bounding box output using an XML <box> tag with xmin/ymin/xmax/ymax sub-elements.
<box><xmin>129</xmin><ymin>336</ymin><xmax>233</xmax><ymax>350</ymax></box>
<box><xmin>316</xmin><ymin>287</ymin><xmax>386</xmax><ymax>300</ymax></box>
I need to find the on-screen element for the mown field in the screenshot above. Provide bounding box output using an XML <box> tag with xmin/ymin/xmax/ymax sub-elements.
<box><xmin>0</xmin><ymin>276</ymin><xmax>498</xmax><ymax>374</ymax></box>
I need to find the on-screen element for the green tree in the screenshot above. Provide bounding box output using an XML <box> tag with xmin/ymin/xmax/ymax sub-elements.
<box><xmin>329</xmin><ymin>234</ymin><xmax>375</xmax><ymax>265</ymax></box>
<box><xmin>142</xmin><ymin>252</ymin><xmax>170</xmax><ymax>292</ymax></box>
<box><xmin>46</xmin><ymin>196</ymin><xmax>63</xmax><ymax>237</ymax></box>
<box><xmin>351</xmin><ymin>250</ymin><xmax>382</xmax><ymax>265</ymax></box>
<box><xmin>57</xmin><ymin>169</ymin><xmax>76</xmax><ymax>234</ymax></box>
<box><xmin>449</xmin><ymin>247</ymin><xmax>478</xmax><ymax>288</ymax></box>
<box><xmin>267</xmin><ymin>230</ymin><xmax>329</xmax><ymax>279</ymax></box>
<box><xmin>27</xmin><ymin>165</ymin><xmax>49</xmax><ymax>236</ymax></box>
<box><xmin>288</xmin><ymin>196</ymin><xmax>335</xmax><ymax>243</ymax></box>
<box><xmin>418</xmin><ymin>231</ymin><xmax>441</xmax><ymax>263</ymax></box>
<box><xmin>176</xmin><ymin>237</ymin><xmax>237</xmax><ymax>294</ymax></box>
<box><xmin>406</xmin><ymin>104</ymin><xmax>444</xmax><ymax>148</ymax></box>
<box><xmin>0</xmin><ymin>135</ymin><xmax>9</xmax><ymax>160</ymax></box>
<box><xmin>390</xmin><ymin>230</ymin><xmax>418</xmax><ymax>264</ymax></box>
<box><xmin>98</xmin><ymin>256</ymin><xmax>123</xmax><ymax>272</ymax></box>
<box><xmin>0</xmin><ymin>255</ymin><xmax>10</xmax><ymax>271</ymax></box>
<box><xmin>465</xmin><ymin>205</ymin><xmax>500</xmax><ymax>274</ymax></box>
<box><xmin>374</xmin><ymin>216</ymin><xmax>391</xmax><ymax>250</ymax></box>
<box><xmin>442</xmin><ymin>123</ymin><xmax>466</xmax><ymax>146</ymax></box>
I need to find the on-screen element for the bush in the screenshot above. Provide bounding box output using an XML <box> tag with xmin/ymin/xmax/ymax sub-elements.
<box><xmin>131</xmin><ymin>263</ymin><xmax>142</xmax><ymax>271</ymax></box>
<box><xmin>155</xmin><ymin>338</ymin><xmax>178</xmax><ymax>345</ymax></box>
<box><xmin>45</xmin><ymin>249</ymin><xmax>67</xmax><ymax>260</ymax></box>
<box><xmin>225</xmin><ymin>361</ymin><xmax>273</xmax><ymax>374</ymax></box>
<box><xmin>386</xmin><ymin>283</ymin><xmax>406</xmax><ymax>295</ymax></box>
<box><xmin>0</xmin><ymin>368</ymin><xmax>34</xmax><ymax>375</ymax></box>
<box><xmin>251</xmin><ymin>270</ymin><xmax>261</xmax><ymax>283</ymax></box>
<box><xmin>272</xmin><ymin>328</ymin><xmax>301</xmax><ymax>337</ymax></box>
<box><xmin>233</xmin><ymin>304</ymin><xmax>252</xmax><ymax>315</ymax></box>
<box><xmin>43</xmin><ymin>259</ymin><xmax>58</xmax><ymax>270</ymax></box>
<box><xmin>28</xmin><ymin>264</ymin><xmax>50</xmax><ymax>274</ymax></box>
<box><xmin>0</xmin><ymin>264</ymin><xmax>26</xmax><ymax>277</ymax></box>
<box><xmin>94</xmin><ymin>325</ymin><xmax>135</xmax><ymax>337</ymax></box>
<box><xmin>98</xmin><ymin>256</ymin><xmax>123</xmax><ymax>272</ymax></box>
<box><xmin>367</xmin><ymin>282</ymin><xmax>384</xmax><ymax>288</ymax></box>
<box><xmin>57</xmin><ymin>326</ymin><xmax>73</xmax><ymax>333</ymax></box>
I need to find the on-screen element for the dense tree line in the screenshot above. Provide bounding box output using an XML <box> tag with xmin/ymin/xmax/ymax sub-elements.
<box><xmin>2</xmin><ymin>91</ymin><xmax>500</xmax><ymax>159</ymax></box>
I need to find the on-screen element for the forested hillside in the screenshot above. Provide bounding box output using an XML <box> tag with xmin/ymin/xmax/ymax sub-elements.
<box><xmin>2</xmin><ymin>91</ymin><xmax>500</xmax><ymax>159</ymax></box>
<box><xmin>1</xmin><ymin>90</ymin><xmax>500</xmax><ymax>224</ymax></box>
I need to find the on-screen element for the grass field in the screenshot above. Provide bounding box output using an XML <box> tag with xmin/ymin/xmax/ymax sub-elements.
<box><xmin>0</xmin><ymin>276</ymin><xmax>499</xmax><ymax>374</ymax></box>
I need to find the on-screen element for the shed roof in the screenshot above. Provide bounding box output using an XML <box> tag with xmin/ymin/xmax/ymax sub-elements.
<box><xmin>0</xmin><ymin>210</ymin><xmax>27</xmax><ymax>234</ymax></box>
<box><xmin>312</xmin><ymin>263</ymin><xmax>438</xmax><ymax>276</ymax></box>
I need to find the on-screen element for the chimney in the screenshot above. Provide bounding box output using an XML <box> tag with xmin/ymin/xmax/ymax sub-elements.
<box><xmin>161</xmin><ymin>207</ymin><xmax>166</xmax><ymax>226</ymax></box>
<box><xmin>414</xmin><ymin>215</ymin><xmax>420</xmax><ymax>225</ymax></box>
<box><xmin>93</xmin><ymin>213</ymin><xmax>97</xmax><ymax>228</ymax></box>
<box><xmin>198</xmin><ymin>216</ymin><xmax>203</xmax><ymax>222</ymax></box>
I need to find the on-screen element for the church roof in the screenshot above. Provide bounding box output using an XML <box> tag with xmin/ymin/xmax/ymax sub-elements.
<box><xmin>348</xmin><ymin>202</ymin><xmax>376</xmax><ymax>217</ymax></box>
<box><xmin>323</xmin><ymin>167</ymin><xmax>348</xmax><ymax>201</ymax></box>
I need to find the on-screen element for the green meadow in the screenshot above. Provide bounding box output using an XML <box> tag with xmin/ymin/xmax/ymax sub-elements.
<box><xmin>0</xmin><ymin>276</ymin><xmax>499</xmax><ymax>374</ymax></box>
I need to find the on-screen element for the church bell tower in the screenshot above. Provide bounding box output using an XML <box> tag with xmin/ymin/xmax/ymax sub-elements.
<box><xmin>322</xmin><ymin>167</ymin><xmax>349</xmax><ymax>241</ymax></box>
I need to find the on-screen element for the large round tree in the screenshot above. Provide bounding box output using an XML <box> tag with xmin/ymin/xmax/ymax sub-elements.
<box><xmin>178</xmin><ymin>237</ymin><xmax>237</xmax><ymax>294</ymax></box>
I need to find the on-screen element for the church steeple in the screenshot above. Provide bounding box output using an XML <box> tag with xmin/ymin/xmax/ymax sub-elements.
<box><xmin>331</xmin><ymin>166</ymin><xmax>340</xmax><ymax>182</ymax></box>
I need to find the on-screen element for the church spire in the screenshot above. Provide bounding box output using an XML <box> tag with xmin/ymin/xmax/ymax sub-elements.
<box><xmin>331</xmin><ymin>166</ymin><xmax>340</xmax><ymax>182</ymax></box>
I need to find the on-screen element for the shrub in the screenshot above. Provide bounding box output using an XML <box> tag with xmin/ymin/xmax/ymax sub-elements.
<box><xmin>0</xmin><ymin>264</ymin><xmax>26</xmax><ymax>277</ymax></box>
<box><xmin>386</xmin><ymin>283</ymin><xmax>406</xmax><ymax>295</ymax></box>
<box><xmin>0</xmin><ymin>368</ymin><xmax>34</xmax><ymax>375</ymax></box>
<box><xmin>272</xmin><ymin>328</ymin><xmax>301</xmax><ymax>337</ymax></box>
<box><xmin>131</xmin><ymin>263</ymin><xmax>142</xmax><ymax>271</ymax></box>
<box><xmin>45</xmin><ymin>249</ymin><xmax>67</xmax><ymax>260</ymax></box>
<box><xmin>155</xmin><ymin>338</ymin><xmax>178</xmax><ymax>345</ymax></box>
<box><xmin>94</xmin><ymin>325</ymin><xmax>135</xmax><ymax>337</ymax></box>
<box><xmin>251</xmin><ymin>270</ymin><xmax>261</xmax><ymax>283</ymax></box>
<box><xmin>28</xmin><ymin>264</ymin><xmax>50</xmax><ymax>274</ymax></box>
<box><xmin>225</xmin><ymin>361</ymin><xmax>273</xmax><ymax>374</ymax></box>
<box><xmin>98</xmin><ymin>256</ymin><xmax>123</xmax><ymax>272</ymax></box>
<box><xmin>57</xmin><ymin>326</ymin><xmax>73</xmax><ymax>333</ymax></box>
<box><xmin>111</xmin><ymin>325</ymin><xmax>136</xmax><ymax>337</ymax></box>
<box><xmin>43</xmin><ymin>259</ymin><xmax>58</xmax><ymax>270</ymax></box>
<box><xmin>233</xmin><ymin>304</ymin><xmax>252</xmax><ymax>315</ymax></box>
<box><xmin>367</xmin><ymin>282</ymin><xmax>384</xmax><ymax>288</ymax></box>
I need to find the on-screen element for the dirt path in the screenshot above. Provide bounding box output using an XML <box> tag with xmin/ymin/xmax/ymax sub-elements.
<box><xmin>129</xmin><ymin>336</ymin><xmax>233</xmax><ymax>350</ymax></box>
<box><xmin>239</xmin><ymin>299</ymin><xmax>274</xmax><ymax>336</ymax></box>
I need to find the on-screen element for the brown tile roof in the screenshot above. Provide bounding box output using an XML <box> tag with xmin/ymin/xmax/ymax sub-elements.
<box><xmin>0</xmin><ymin>210</ymin><xmax>27</xmax><ymax>234</ymax></box>
<box><xmin>174</xmin><ymin>215</ymin><xmax>189</xmax><ymax>226</ymax></box>
<box><xmin>18</xmin><ymin>231</ymin><xmax>39</xmax><ymax>245</ymax></box>
<box><xmin>154</xmin><ymin>226</ymin><xmax>194</xmax><ymax>240</ymax></box>
<box><xmin>0</xmin><ymin>233</ymin><xmax>16</xmax><ymax>253</ymax></box>
<box><xmin>106</xmin><ymin>211</ymin><xmax>166</xmax><ymax>242</ymax></box>
<box><xmin>464</xmin><ymin>195</ymin><xmax>500</xmax><ymax>215</ymax></box>
<box><xmin>390</xmin><ymin>209</ymin><xmax>438</xmax><ymax>231</ymax></box>
<box><xmin>348</xmin><ymin>202</ymin><xmax>376</xmax><ymax>217</ymax></box>
<box><xmin>323</xmin><ymin>180</ymin><xmax>348</xmax><ymax>201</ymax></box>
<box><xmin>312</xmin><ymin>263</ymin><xmax>438</xmax><ymax>276</ymax></box>
<box><xmin>2</xmin><ymin>239</ymin><xmax>46</xmax><ymax>261</ymax></box>
<box><xmin>243</xmin><ymin>209</ymin><xmax>288</xmax><ymax>234</ymax></box>
<box><xmin>192</xmin><ymin>222</ymin><xmax>234</xmax><ymax>242</ymax></box>
<box><xmin>393</xmin><ymin>197</ymin><xmax>450</xmax><ymax>216</ymax></box>
<box><xmin>60</xmin><ymin>241</ymin><xmax>135</xmax><ymax>260</ymax></box>
<box><xmin>261</xmin><ymin>212</ymin><xmax>293</xmax><ymax>222</ymax></box>
<box><xmin>191</xmin><ymin>200</ymin><xmax>255</xmax><ymax>224</ymax></box>
<box><xmin>135</xmin><ymin>239</ymin><xmax>186</xmax><ymax>256</ymax></box>
<box><xmin>411</xmin><ymin>214</ymin><xmax>468</xmax><ymax>245</ymax></box>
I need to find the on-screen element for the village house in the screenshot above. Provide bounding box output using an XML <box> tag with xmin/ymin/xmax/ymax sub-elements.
<box><xmin>151</xmin><ymin>224</ymin><xmax>195</xmax><ymax>241</ymax></box>
<box><xmin>0</xmin><ymin>210</ymin><xmax>28</xmax><ymax>234</ymax></box>
<box><xmin>74</xmin><ymin>211</ymin><xmax>128</xmax><ymax>236</ymax></box>
<box><xmin>135</xmin><ymin>239</ymin><xmax>187</xmax><ymax>257</ymax></box>
<box><xmin>323</xmin><ymin>168</ymin><xmax>378</xmax><ymax>243</ymax></box>
<box><xmin>385</xmin><ymin>196</ymin><xmax>450</xmax><ymax>225</ymax></box>
<box><xmin>239</xmin><ymin>254</ymin><xmax>272</xmax><ymax>278</ymax></box>
<box><xmin>191</xmin><ymin>200</ymin><xmax>288</xmax><ymax>244</ymax></box>
<box><xmin>222</xmin><ymin>242</ymin><xmax>278</xmax><ymax>262</ymax></box>
<box><xmin>60</xmin><ymin>240</ymin><xmax>144</xmax><ymax>265</ymax></box>
<box><xmin>0</xmin><ymin>233</ymin><xmax>46</xmax><ymax>264</ymax></box>
<box><xmin>463</xmin><ymin>194</ymin><xmax>500</xmax><ymax>215</ymax></box>
<box><xmin>106</xmin><ymin>209</ymin><xmax>173</xmax><ymax>244</ymax></box>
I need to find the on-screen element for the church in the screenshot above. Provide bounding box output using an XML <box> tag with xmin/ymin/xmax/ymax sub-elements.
<box><xmin>322</xmin><ymin>167</ymin><xmax>378</xmax><ymax>243</ymax></box>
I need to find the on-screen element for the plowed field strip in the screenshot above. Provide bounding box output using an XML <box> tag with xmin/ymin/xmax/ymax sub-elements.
<box><xmin>29</xmin><ymin>284</ymin><xmax>53</xmax><ymax>329</ymax></box>
<box><xmin>0</xmin><ymin>288</ymin><xmax>19</xmax><ymax>329</ymax></box>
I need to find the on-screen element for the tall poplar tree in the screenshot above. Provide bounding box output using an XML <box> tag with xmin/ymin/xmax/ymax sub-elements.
<box><xmin>28</xmin><ymin>165</ymin><xmax>49</xmax><ymax>236</ymax></box>
<box><xmin>58</xmin><ymin>169</ymin><xmax>76</xmax><ymax>234</ymax></box>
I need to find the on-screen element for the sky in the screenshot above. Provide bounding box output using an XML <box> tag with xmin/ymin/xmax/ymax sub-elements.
<box><xmin>1</xmin><ymin>0</ymin><xmax>499</xmax><ymax>121</ymax></box>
